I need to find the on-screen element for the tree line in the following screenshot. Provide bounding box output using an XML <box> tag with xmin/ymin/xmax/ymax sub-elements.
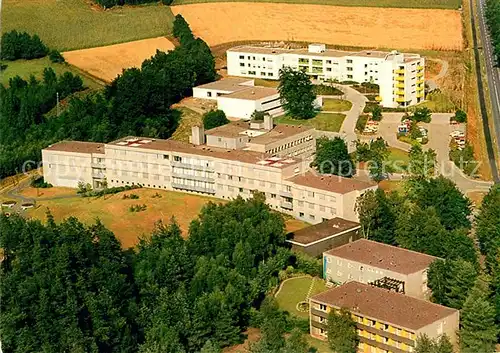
<box><xmin>0</xmin><ymin>15</ymin><xmax>216</xmax><ymax>179</ymax></box>
<box><xmin>1</xmin><ymin>30</ymin><xmax>64</xmax><ymax>63</ymax></box>
<box><xmin>0</xmin><ymin>194</ymin><xmax>317</xmax><ymax>353</ymax></box>
<box><xmin>356</xmin><ymin>172</ymin><xmax>500</xmax><ymax>352</ymax></box>
<box><xmin>486</xmin><ymin>0</ymin><xmax>500</xmax><ymax>65</ymax></box>
<box><xmin>95</xmin><ymin>0</ymin><xmax>173</xmax><ymax>9</ymax></box>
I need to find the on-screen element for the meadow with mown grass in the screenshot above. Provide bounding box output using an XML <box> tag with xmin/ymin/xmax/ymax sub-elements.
<box><xmin>1</xmin><ymin>0</ymin><xmax>175</xmax><ymax>51</ymax></box>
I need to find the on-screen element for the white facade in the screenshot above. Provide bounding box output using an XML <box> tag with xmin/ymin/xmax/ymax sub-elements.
<box><xmin>43</xmin><ymin>137</ymin><xmax>376</xmax><ymax>224</ymax></box>
<box><xmin>227</xmin><ymin>44</ymin><xmax>425</xmax><ymax>108</ymax></box>
<box><xmin>193</xmin><ymin>78</ymin><xmax>284</xmax><ymax>119</ymax></box>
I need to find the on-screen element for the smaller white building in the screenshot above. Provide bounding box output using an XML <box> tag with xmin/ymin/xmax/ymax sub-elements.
<box><xmin>193</xmin><ymin>78</ymin><xmax>283</xmax><ymax>119</ymax></box>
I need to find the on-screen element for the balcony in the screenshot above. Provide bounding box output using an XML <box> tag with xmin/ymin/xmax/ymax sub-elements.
<box><xmin>358</xmin><ymin>336</ymin><xmax>407</xmax><ymax>353</ymax></box>
<box><xmin>394</xmin><ymin>90</ymin><xmax>405</xmax><ymax>95</ymax></box>
<box><xmin>416</xmin><ymin>85</ymin><xmax>424</xmax><ymax>91</ymax></box>
<box><xmin>395</xmin><ymin>69</ymin><xmax>405</xmax><ymax>74</ymax></box>
<box><xmin>417</xmin><ymin>65</ymin><xmax>424</xmax><ymax>71</ymax></box>
<box><xmin>396</xmin><ymin>97</ymin><xmax>406</xmax><ymax>103</ymax></box>
<box><xmin>417</xmin><ymin>92</ymin><xmax>425</xmax><ymax>98</ymax></box>
<box><xmin>312</xmin><ymin>60</ymin><xmax>323</xmax><ymax>66</ymax></box>
<box><xmin>311</xmin><ymin>308</ymin><xmax>328</xmax><ymax>319</ymax></box>
<box><xmin>298</xmin><ymin>58</ymin><xmax>309</xmax><ymax>64</ymax></box>
<box><xmin>280</xmin><ymin>201</ymin><xmax>293</xmax><ymax>210</ymax></box>
<box><xmin>416</xmin><ymin>72</ymin><xmax>424</xmax><ymax>78</ymax></box>
<box><xmin>356</xmin><ymin>323</ymin><xmax>415</xmax><ymax>347</ymax></box>
<box><xmin>394</xmin><ymin>76</ymin><xmax>405</xmax><ymax>82</ymax></box>
<box><xmin>91</xmin><ymin>162</ymin><xmax>106</xmax><ymax>169</ymax></box>
<box><xmin>172</xmin><ymin>182</ymin><xmax>215</xmax><ymax>195</ymax></box>
<box><xmin>416</xmin><ymin>79</ymin><xmax>425</xmax><ymax>85</ymax></box>
<box><xmin>395</xmin><ymin>83</ymin><xmax>405</xmax><ymax>89</ymax></box>
<box><xmin>171</xmin><ymin>161</ymin><xmax>213</xmax><ymax>171</ymax></box>
<box><xmin>171</xmin><ymin>172</ymin><xmax>214</xmax><ymax>183</ymax></box>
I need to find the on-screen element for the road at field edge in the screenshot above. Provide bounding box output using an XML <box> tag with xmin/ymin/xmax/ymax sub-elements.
<box><xmin>472</xmin><ymin>0</ymin><xmax>500</xmax><ymax>182</ymax></box>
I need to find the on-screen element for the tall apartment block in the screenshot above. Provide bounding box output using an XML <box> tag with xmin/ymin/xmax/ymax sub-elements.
<box><xmin>309</xmin><ymin>282</ymin><xmax>459</xmax><ymax>352</ymax></box>
<box><xmin>226</xmin><ymin>44</ymin><xmax>425</xmax><ymax>108</ymax></box>
<box><xmin>322</xmin><ymin>239</ymin><xmax>437</xmax><ymax>300</ymax></box>
<box><xmin>42</xmin><ymin>117</ymin><xmax>376</xmax><ymax>223</ymax></box>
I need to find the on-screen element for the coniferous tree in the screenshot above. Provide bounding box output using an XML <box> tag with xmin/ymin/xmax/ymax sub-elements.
<box><xmin>460</xmin><ymin>279</ymin><xmax>498</xmax><ymax>353</ymax></box>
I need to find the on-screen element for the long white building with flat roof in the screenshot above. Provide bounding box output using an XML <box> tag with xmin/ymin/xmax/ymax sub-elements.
<box><xmin>227</xmin><ymin>44</ymin><xmax>425</xmax><ymax>109</ymax></box>
<box><xmin>42</xmin><ymin>119</ymin><xmax>376</xmax><ymax>223</ymax></box>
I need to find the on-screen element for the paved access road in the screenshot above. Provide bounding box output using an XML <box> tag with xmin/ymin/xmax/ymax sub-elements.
<box><xmin>472</xmin><ymin>0</ymin><xmax>500</xmax><ymax>181</ymax></box>
<box><xmin>360</xmin><ymin>113</ymin><xmax>494</xmax><ymax>193</ymax></box>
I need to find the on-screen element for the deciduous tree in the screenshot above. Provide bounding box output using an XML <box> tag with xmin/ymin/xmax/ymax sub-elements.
<box><xmin>326</xmin><ymin>308</ymin><xmax>358</xmax><ymax>353</ymax></box>
<box><xmin>278</xmin><ymin>67</ymin><xmax>317</xmax><ymax>119</ymax></box>
<box><xmin>313</xmin><ymin>137</ymin><xmax>356</xmax><ymax>177</ymax></box>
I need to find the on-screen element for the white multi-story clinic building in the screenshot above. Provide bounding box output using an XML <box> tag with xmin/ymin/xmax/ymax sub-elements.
<box><xmin>42</xmin><ymin>117</ymin><xmax>376</xmax><ymax>223</ymax></box>
<box><xmin>227</xmin><ymin>44</ymin><xmax>425</xmax><ymax>108</ymax></box>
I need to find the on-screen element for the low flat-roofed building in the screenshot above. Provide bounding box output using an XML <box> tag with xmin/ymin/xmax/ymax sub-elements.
<box><xmin>192</xmin><ymin>78</ymin><xmax>283</xmax><ymax>119</ymax></box>
<box><xmin>323</xmin><ymin>239</ymin><xmax>437</xmax><ymax>299</ymax></box>
<box><xmin>203</xmin><ymin>118</ymin><xmax>316</xmax><ymax>159</ymax></box>
<box><xmin>309</xmin><ymin>281</ymin><xmax>459</xmax><ymax>349</ymax></box>
<box><xmin>286</xmin><ymin>217</ymin><xmax>361</xmax><ymax>257</ymax></box>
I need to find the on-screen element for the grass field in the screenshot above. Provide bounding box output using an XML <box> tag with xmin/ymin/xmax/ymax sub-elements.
<box><xmin>63</xmin><ymin>37</ymin><xmax>175</xmax><ymax>82</ymax></box>
<box><xmin>171</xmin><ymin>107</ymin><xmax>203</xmax><ymax>142</ymax></box>
<box><xmin>2</xmin><ymin>0</ymin><xmax>175</xmax><ymax>51</ymax></box>
<box><xmin>172</xmin><ymin>3</ymin><xmax>463</xmax><ymax>50</ymax></box>
<box><xmin>275</xmin><ymin>277</ymin><xmax>327</xmax><ymax>318</ymax></box>
<box><xmin>415</xmin><ymin>91</ymin><xmax>456</xmax><ymax>112</ymax></box>
<box><xmin>276</xmin><ymin>113</ymin><xmax>346</xmax><ymax>132</ymax></box>
<box><xmin>322</xmin><ymin>98</ymin><xmax>352</xmax><ymax>112</ymax></box>
<box><xmin>0</xmin><ymin>57</ymin><xmax>103</xmax><ymax>89</ymax></box>
<box><xmin>387</xmin><ymin>147</ymin><xmax>410</xmax><ymax>169</ymax></box>
<box><xmin>16</xmin><ymin>187</ymin><xmax>307</xmax><ymax>248</ymax></box>
<box><xmin>172</xmin><ymin>0</ymin><xmax>460</xmax><ymax>8</ymax></box>
<box><xmin>253</xmin><ymin>78</ymin><xmax>279</xmax><ymax>87</ymax></box>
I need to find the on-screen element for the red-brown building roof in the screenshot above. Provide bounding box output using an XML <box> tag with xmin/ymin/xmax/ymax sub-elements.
<box><xmin>311</xmin><ymin>281</ymin><xmax>457</xmax><ymax>330</ymax></box>
<box><xmin>44</xmin><ymin>141</ymin><xmax>105</xmax><ymax>155</ymax></box>
<box><xmin>324</xmin><ymin>239</ymin><xmax>437</xmax><ymax>275</ymax></box>
<box><xmin>288</xmin><ymin>172</ymin><xmax>375</xmax><ymax>194</ymax></box>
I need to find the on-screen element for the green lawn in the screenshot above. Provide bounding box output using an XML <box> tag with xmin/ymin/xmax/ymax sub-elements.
<box><xmin>2</xmin><ymin>0</ymin><xmax>175</xmax><ymax>51</ymax></box>
<box><xmin>171</xmin><ymin>107</ymin><xmax>203</xmax><ymax>142</ymax></box>
<box><xmin>276</xmin><ymin>113</ymin><xmax>346</xmax><ymax>132</ymax></box>
<box><xmin>275</xmin><ymin>277</ymin><xmax>327</xmax><ymax>318</ymax></box>
<box><xmin>306</xmin><ymin>335</ymin><xmax>333</xmax><ymax>353</ymax></box>
<box><xmin>322</xmin><ymin>98</ymin><xmax>352</xmax><ymax>112</ymax></box>
<box><xmin>0</xmin><ymin>57</ymin><xmax>103</xmax><ymax>90</ymax></box>
<box><xmin>171</xmin><ymin>0</ymin><xmax>461</xmax><ymax>9</ymax></box>
<box><xmin>253</xmin><ymin>78</ymin><xmax>279</xmax><ymax>88</ymax></box>
<box><xmin>387</xmin><ymin>147</ymin><xmax>410</xmax><ymax>172</ymax></box>
<box><xmin>412</xmin><ymin>91</ymin><xmax>456</xmax><ymax>113</ymax></box>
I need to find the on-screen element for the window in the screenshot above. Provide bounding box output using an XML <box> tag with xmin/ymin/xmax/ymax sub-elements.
<box><xmin>163</xmin><ymin>154</ymin><xmax>169</xmax><ymax>160</ymax></box>
<box><xmin>239</xmin><ymin>55</ymin><xmax>244</xmax><ymax>59</ymax></box>
<box><xmin>322</xmin><ymin>218</ymin><xmax>328</xmax><ymax>222</ymax></box>
<box><xmin>347</xmin><ymin>59</ymin><xmax>353</xmax><ymax>63</ymax></box>
<box><xmin>347</xmin><ymin>75</ymin><xmax>353</xmax><ymax>79</ymax></box>
<box><xmin>228</xmin><ymin>175</ymin><xmax>233</xmax><ymax>180</ymax></box>
<box><xmin>271</xmin><ymin>193</ymin><xmax>276</xmax><ymax>198</ymax></box>
<box><xmin>240</xmin><ymin>62</ymin><xmax>245</xmax><ymax>67</ymax></box>
<box><xmin>319</xmin><ymin>304</ymin><xmax>327</xmax><ymax>311</ymax></box>
<box><xmin>207</xmin><ymin>92</ymin><xmax>212</xmax><ymax>97</ymax></box>
<box><xmin>326</xmin><ymin>60</ymin><xmax>331</xmax><ymax>64</ymax></box>
<box><xmin>326</xmin><ymin>68</ymin><xmax>332</xmax><ymax>72</ymax></box>
<box><xmin>309</xmin><ymin>214</ymin><xmax>315</xmax><ymax>221</ymax></box>
<box><xmin>239</xmin><ymin>188</ymin><xmax>244</xmax><ymax>193</ymax></box>
<box><xmin>298</xmin><ymin>200</ymin><xmax>304</xmax><ymax>207</ymax></box>
<box><xmin>174</xmin><ymin>156</ymin><xmax>182</xmax><ymax>162</ymax></box>
<box><xmin>320</xmin><ymin>205</ymin><xmax>325</xmax><ymax>212</ymax></box>
<box><xmin>299</xmin><ymin>212</ymin><xmax>304</xmax><ymax>217</ymax></box>
<box><xmin>347</xmin><ymin>67</ymin><xmax>353</xmax><ymax>71</ymax></box>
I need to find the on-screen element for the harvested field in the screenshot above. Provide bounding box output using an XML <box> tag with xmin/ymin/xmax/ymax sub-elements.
<box><xmin>63</xmin><ymin>37</ymin><xmax>175</xmax><ymax>82</ymax></box>
<box><xmin>2</xmin><ymin>0</ymin><xmax>175</xmax><ymax>51</ymax></box>
<box><xmin>172</xmin><ymin>0</ymin><xmax>461</xmax><ymax>9</ymax></box>
<box><xmin>172</xmin><ymin>3</ymin><xmax>463</xmax><ymax>51</ymax></box>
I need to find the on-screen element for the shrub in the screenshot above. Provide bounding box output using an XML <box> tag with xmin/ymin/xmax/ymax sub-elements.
<box><xmin>30</xmin><ymin>176</ymin><xmax>53</xmax><ymax>188</ymax></box>
<box><xmin>82</xmin><ymin>185</ymin><xmax>141</xmax><ymax>198</ymax></box>
<box><xmin>122</xmin><ymin>193</ymin><xmax>139</xmax><ymax>200</ymax></box>
<box><xmin>129</xmin><ymin>204</ymin><xmax>147</xmax><ymax>213</ymax></box>
<box><xmin>454</xmin><ymin>109</ymin><xmax>467</xmax><ymax>123</ymax></box>
<box><xmin>356</xmin><ymin>115</ymin><xmax>369</xmax><ymax>132</ymax></box>
<box><xmin>49</xmin><ymin>50</ymin><xmax>65</xmax><ymax>63</ymax></box>
<box><xmin>77</xmin><ymin>182</ymin><xmax>92</xmax><ymax>194</ymax></box>
<box><xmin>1</xmin><ymin>30</ymin><xmax>48</xmax><ymax>61</ymax></box>
<box><xmin>363</xmin><ymin>102</ymin><xmax>380</xmax><ymax>113</ymax></box>
<box><xmin>450</xmin><ymin>142</ymin><xmax>477</xmax><ymax>176</ymax></box>
<box><xmin>0</xmin><ymin>64</ymin><xmax>7</xmax><ymax>71</ymax></box>
<box><xmin>313</xmin><ymin>84</ymin><xmax>343</xmax><ymax>96</ymax></box>
<box><xmin>371</xmin><ymin>105</ymin><xmax>383</xmax><ymax>121</ymax></box>
<box><xmin>412</xmin><ymin>107</ymin><xmax>432</xmax><ymax>123</ymax></box>
<box><xmin>290</xmin><ymin>251</ymin><xmax>322</xmax><ymax>277</ymax></box>
<box><xmin>203</xmin><ymin>110</ymin><xmax>229</xmax><ymax>130</ymax></box>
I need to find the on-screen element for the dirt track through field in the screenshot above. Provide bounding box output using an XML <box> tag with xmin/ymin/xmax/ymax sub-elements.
<box><xmin>172</xmin><ymin>2</ymin><xmax>463</xmax><ymax>50</ymax></box>
<box><xmin>63</xmin><ymin>37</ymin><xmax>175</xmax><ymax>82</ymax></box>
